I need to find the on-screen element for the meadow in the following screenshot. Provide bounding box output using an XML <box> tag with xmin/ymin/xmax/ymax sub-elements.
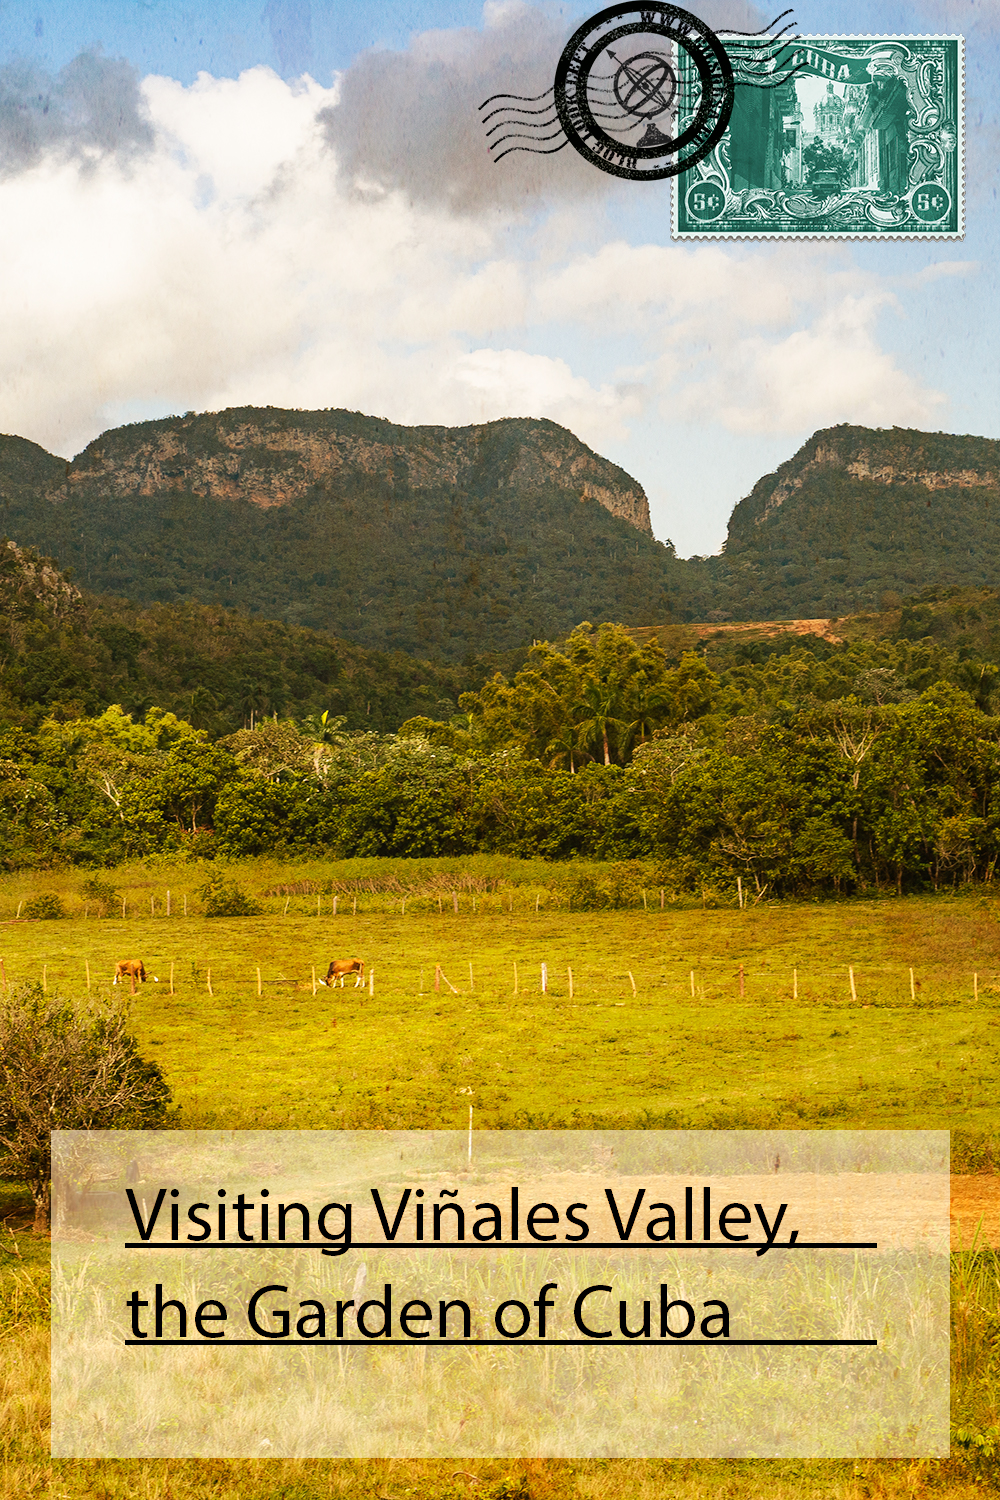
<box><xmin>1</xmin><ymin>856</ymin><xmax>998</xmax><ymax>1498</ymax></box>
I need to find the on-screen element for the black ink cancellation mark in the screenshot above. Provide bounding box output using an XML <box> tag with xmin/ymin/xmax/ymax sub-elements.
<box><xmin>554</xmin><ymin>4</ymin><xmax>733</xmax><ymax>180</ymax></box>
<box><xmin>480</xmin><ymin>7</ymin><xmax>805</xmax><ymax>180</ymax></box>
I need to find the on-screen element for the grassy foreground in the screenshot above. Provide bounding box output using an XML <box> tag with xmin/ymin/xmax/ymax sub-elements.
<box><xmin>1</xmin><ymin>859</ymin><xmax>998</xmax><ymax>1497</ymax></box>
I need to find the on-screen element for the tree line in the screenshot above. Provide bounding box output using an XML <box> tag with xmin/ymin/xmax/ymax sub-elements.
<box><xmin>5</xmin><ymin>618</ymin><xmax>1000</xmax><ymax>896</ymax></box>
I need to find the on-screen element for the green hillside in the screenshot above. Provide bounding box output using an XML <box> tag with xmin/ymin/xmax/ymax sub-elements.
<box><xmin>4</xmin><ymin>413</ymin><xmax>1000</xmax><ymax>652</ymax></box>
<box><xmin>711</xmin><ymin>424</ymin><xmax>1000</xmax><ymax>618</ymax></box>
<box><xmin>1</xmin><ymin>408</ymin><xmax>698</xmax><ymax>659</ymax></box>
<box><xmin>0</xmin><ymin>541</ymin><xmax>513</xmax><ymax>736</ymax></box>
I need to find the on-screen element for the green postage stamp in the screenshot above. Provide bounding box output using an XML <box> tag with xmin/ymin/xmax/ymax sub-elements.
<box><xmin>673</xmin><ymin>36</ymin><xmax>963</xmax><ymax>239</ymax></box>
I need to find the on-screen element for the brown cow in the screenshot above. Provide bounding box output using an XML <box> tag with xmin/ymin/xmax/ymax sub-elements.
<box><xmin>324</xmin><ymin>958</ymin><xmax>364</xmax><ymax>989</ymax></box>
<box><xmin>113</xmin><ymin>960</ymin><xmax>147</xmax><ymax>986</ymax></box>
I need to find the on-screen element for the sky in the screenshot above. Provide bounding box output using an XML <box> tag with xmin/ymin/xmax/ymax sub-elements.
<box><xmin>0</xmin><ymin>0</ymin><xmax>996</xmax><ymax>557</ymax></box>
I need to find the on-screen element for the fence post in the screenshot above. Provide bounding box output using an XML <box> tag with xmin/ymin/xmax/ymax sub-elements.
<box><xmin>170</xmin><ymin>961</ymin><xmax>174</xmax><ymax>996</ymax></box>
<box><xmin>207</xmin><ymin>968</ymin><xmax>213</xmax><ymax>997</ymax></box>
<box><xmin>737</xmin><ymin>877</ymin><xmax>743</xmax><ymax>910</ymax></box>
<box><xmin>568</xmin><ymin>967</ymin><xmax>573</xmax><ymax>1000</ymax></box>
<box><xmin>793</xmin><ymin>968</ymin><xmax>798</xmax><ymax>1001</ymax></box>
<box><xmin>974</xmin><ymin>972</ymin><xmax>978</xmax><ymax>1002</ymax></box>
<box><xmin>849</xmin><ymin>966</ymin><xmax>857</xmax><ymax>1003</ymax></box>
<box><xmin>909</xmin><ymin>967</ymin><xmax>915</xmax><ymax>1000</ymax></box>
<box><xmin>660</xmin><ymin>888</ymin><xmax>664</xmax><ymax>909</ymax></box>
<box><xmin>369</xmin><ymin>968</ymin><xmax>374</xmax><ymax>997</ymax></box>
<box><xmin>628</xmin><ymin>970</ymin><xmax>636</xmax><ymax>997</ymax></box>
<box><xmin>257</xmin><ymin>966</ymin><xmax>262</xmax><ymax>997</ymax></box>
<box><xmin>334</xmin><ymin>896</ymin><xmax>338</xmax><ymax>916</ymax></box>
<box><xmin>642</xmin><ymin>890</ymin><xmax>647</xmax><ymax>911</ymax></box>
<box><xmin>312</xmin><ymin>966</ymin><xmax>317</xmax><ymax>996</ymax></box>
<box><xmin>453</xmin><ymin>893</ymin><xmax>459</xmax><ymax>914</ymax></box>
<box><xmin>541</xmin><ymin>963</ymin><xmax>547</xmax><ymax>993</ymax></box>
<box><xmin>535</xmin><ymin>893</ymin><xmax>540</xmax><ymax>915</ymax></box>
<box><xmin>317</xmin><ymin>895</ymin><xmax>321</xmax><ymax>917</ymax></box>
<box><xmin>42</xmin><ymin>964</ymin><xmax>47</xmax><ymax>993</ymax></box>
<box><xmin>690</xmin><ymin>970</ymin><xmax>695</xmax><ymax>998</ymax></box>
<box><xmin>738</xmin><ymin>964</ymin><xmax>744</xmax><ymax>998</ymax></box>
<box><xmin>435</xmin><ymin>965</ymin><xmax>441</xmax><ymax>993</ymax></box>
<box><xmin>183</xmin><ymin>894</ymin><xmax>187</xmax><ymax>917</ymax></box>
<box><xmin>122</xmin><ymin>897</ymin><xmax>127</xmax><ymax>920</ymax></box>
<box><xmin>469</xmin><ymin>962</ymin><xmax>474</xmax><ymax>991</ymax></box>
<box><xmin>166</xmin><ymin>889</ymin><xmax>171</xmax><ymax>916</ymax></box>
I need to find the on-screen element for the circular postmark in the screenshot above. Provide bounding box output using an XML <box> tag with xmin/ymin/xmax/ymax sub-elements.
<box><xmin>554</xmin><ymin>3</ymin><xmax>734</xmax><ymax>181</ymax></box>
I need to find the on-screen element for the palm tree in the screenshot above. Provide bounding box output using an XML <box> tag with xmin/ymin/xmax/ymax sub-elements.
<box><xmin>574</xmin><ymin>680</ymin><xmax>626</xmax><ymax>767</ymax></box>
<box><xmin>621</xmin><ymin>682</ymin><xmax>671</xmax><ymax>757</ymax></box>
<box><xmin>299</xmin><ymin>709</ymin><xmax>347</xmax><ymax>744</ymax></box>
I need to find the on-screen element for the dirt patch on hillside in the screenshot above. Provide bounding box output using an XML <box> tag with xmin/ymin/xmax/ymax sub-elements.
<box><xmin>690</xmin><ymin>619</ymin><xmax>844</xmax><ymax>643</ymax></box>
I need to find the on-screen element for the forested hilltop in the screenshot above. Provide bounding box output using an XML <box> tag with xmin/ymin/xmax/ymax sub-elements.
<box><xmin>3</xmin><ymin>411</ymin><xmax>999</xmax><ymax>653</ymax></box>
<box><xmin>6</xmin><ymin>524</ymin><xmax>1000</xmax><ymax>896</ymax></box>
<box><xmin>0</xmin><ymin>408</ymin><xmax>683</xmax><ymax>658</ymax></box>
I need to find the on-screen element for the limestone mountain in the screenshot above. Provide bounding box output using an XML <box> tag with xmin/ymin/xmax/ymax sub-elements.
<box><xmin>1</xmin><ymin>406</ymin><xmax>686</xmax><ymax>658</ymax></box>
<box><xmin>4</xmin><ymin>412</ymin><xmax>1000</xmax><ymax>654</ymax></box>
<box><xmin>63</xmin><ymin>407</ymin><xmax>653</xmax><ymax>533</ymax></box>
<box><xmin>713</xmin><ymin>424</ymin><xmax>1000</xmax><ymax>619</ymax></box>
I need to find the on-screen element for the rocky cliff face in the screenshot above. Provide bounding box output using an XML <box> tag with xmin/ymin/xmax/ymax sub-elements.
<box><xmin>733</xmin><ymin>425</ymin><xmax>1000</xmax><ymax>534</ymax></box>
<box><xmin>62</xmin><ymin>408</ymin><xmax>653</xmax><ymax>534</ymax></box>
<box><xmin>0</xmin><ymin>539</ymin><xmax>80</xmax><ymax>618</ymax></box>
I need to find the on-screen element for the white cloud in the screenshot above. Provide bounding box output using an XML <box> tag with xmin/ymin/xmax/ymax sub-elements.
<box><xmin>677</xmin><ymin>293</ymin><xmax>948</xmax><ymax>434</ymax></box>
<box><xmin>0</xmin><ymin>53</ymin><xmax>963</xmax><ymax>487</ymax></box>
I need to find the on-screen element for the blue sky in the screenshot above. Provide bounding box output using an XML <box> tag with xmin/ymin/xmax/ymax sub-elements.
<box><xmin>0</xmin><ymin>0</ymin><xmax>996</xmax><ymax>555</ymax></box>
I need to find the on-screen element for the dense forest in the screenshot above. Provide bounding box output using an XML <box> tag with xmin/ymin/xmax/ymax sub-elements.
<box><xmin>6</xmin><ymin>526</ymin><xmax>1000</xmax><ymax>896</ymax></box>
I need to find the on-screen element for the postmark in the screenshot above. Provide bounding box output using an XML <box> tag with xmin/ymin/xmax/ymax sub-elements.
<box><xmin>673</xmin><ymin>36</ymin><xmax>964</xmax><ymax>238</ymax></box>
<box><xmin>552</xmin><ymin>3</ymin><xmax>734</xmax><ymax>182</ymax></box>
<box><xmin>480</xmin><ymin>5</ymin><xmax>804</xmax><ymax>181</ymax></box>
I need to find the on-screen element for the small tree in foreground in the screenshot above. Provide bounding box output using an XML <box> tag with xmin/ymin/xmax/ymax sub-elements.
<box><xmin>0</xmin><ymin>984</ymin><xmax>172</xmax><ymax>1232</ymax></box>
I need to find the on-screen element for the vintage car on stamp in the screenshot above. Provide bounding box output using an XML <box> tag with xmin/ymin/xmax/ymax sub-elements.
<box><xmin>673</xmin><ymin>36</ymin><xmax>963</xmax><ymax>239</ymax></box>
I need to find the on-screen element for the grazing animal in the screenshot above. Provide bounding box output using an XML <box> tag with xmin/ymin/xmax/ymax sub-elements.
<box><xmin>324</xmin><ymin>958</ymin><xmax>365</xmax><ymax>988</ymax></box>
<box><xmin>114</xmin><ymin>959</ymin><xmax>147</xmax><ymax>986</ymax></box>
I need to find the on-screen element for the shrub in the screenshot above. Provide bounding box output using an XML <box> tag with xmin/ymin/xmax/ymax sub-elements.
<box><xmin>0</xmin><ymin>982</ymin><xmax>172</xmax><ymax>1230</ymax></box>
<box><xmin>81</xmin><ymin>875</ymin><xmax>123</xmax><ymax>917</ymax></box>
<box><xmin>197</xmin><ymin>875</ymin><xmax>262</xmax><ymax>917</ymax></box>
<box><xmin>22</xmin><ymin>893</ymin><xmax>65</xmax><ymax>920</ymax></box>
<box><xmin>566</xmin><ymin>872</ymin><xmax>608</xmax><ymax>910</ymax></box>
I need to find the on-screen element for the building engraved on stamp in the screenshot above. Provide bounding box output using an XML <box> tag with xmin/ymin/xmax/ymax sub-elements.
<box><xmin>479</xmin><ymin>7</ymin><xmax>806</xmax><ymax>179</ymax></box>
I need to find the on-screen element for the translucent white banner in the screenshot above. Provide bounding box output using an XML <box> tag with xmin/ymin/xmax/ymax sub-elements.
<box><xmin>51</xmin><ymin>1129</ymin><xmax>949</xmax><ymax>1458</ymax></box>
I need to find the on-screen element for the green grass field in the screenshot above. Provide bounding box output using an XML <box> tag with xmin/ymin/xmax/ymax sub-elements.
<box><xmin>1</xmin><ymin>858</ymin><xmax>998</xmax><ymax>1498</ymax></box>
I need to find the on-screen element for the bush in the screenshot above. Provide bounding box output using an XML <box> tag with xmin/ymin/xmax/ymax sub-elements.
<box><xmin>566</xmin><ymin>872</ymin><xmax>608</xmax><ymax>910</ymax></box>
<box><xmin>22</xmin><ymin>893</ymin><xmax>65</xmax><ymax>920</ymax></box>
<box><xmin>0</xmin><ymin>982</ymin><xmax>172</xmax><ymax>1230</ymax></box>
<box><xmin>197</xmin><ymin>875</ymin><xmax>262</xmax><ymax>917</ymax></box>
<box><xmin>81</xmin><ymin>875</ymin><xmax>123</xmax><ymax>917</ymax></box>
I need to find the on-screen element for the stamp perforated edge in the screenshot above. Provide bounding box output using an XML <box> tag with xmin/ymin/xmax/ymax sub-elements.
<box><xmin>670</xmin><ymin>34</ymin><xmax>965</xmax><ymax>242</ymax></box>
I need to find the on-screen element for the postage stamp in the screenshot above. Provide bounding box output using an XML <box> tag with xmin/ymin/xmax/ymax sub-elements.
<box><xmin>673</xmin><ymin>36</ymin><xmax>963</xmax><ymax>239</ymax></box>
